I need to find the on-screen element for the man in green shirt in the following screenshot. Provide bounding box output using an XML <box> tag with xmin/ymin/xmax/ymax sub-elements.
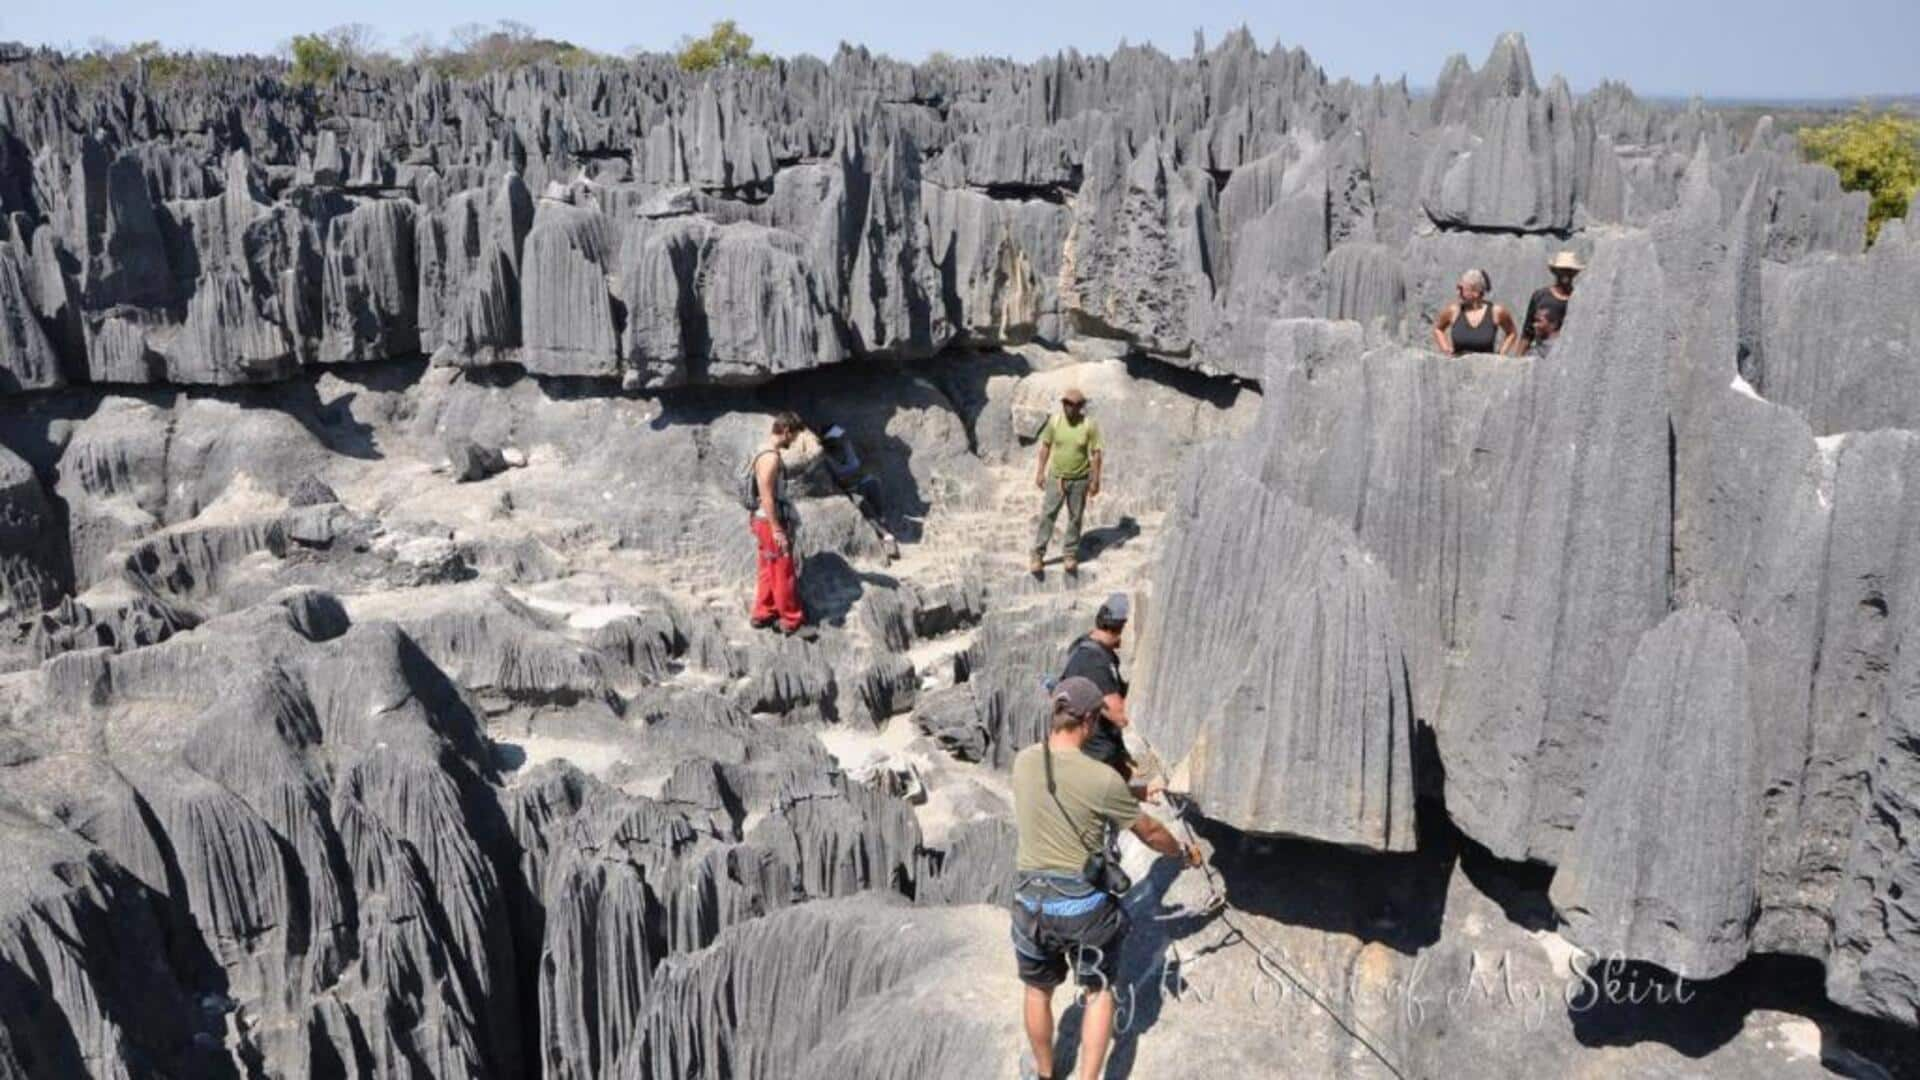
<box><xmin>1010</xmin><ymin>677</ymin><xmax>1199</xmax><ymax>1080</ymax></box>
<box><xmin>1030</xmin><ymin>387</ymin><xmax>1104</xmax><ymax>576</ymax></box>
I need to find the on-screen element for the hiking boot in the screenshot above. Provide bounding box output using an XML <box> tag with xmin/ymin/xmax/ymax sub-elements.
<box><xmin>1063</xmin><ymin>554</ymin><xmax>1079</xmax><ymax>575</ymax></box>
<box><xmin>750</xmin><ymin>617</ymin><xmax>776</xmax><ymax>630</ymax></box>
<box><xmin>779</xmin><ymin>623</ymin><xmax>819</xmax><ymax>642</ymax></box>
<box><xmin>881</xmin><ymin>533</ymin><xmax>900</xmax><ymax>560</ymax></box>
<box><xmin>1028</xmin><ymin>553</ymin><xmax>1044</xmax><ymax>577</ymax></box>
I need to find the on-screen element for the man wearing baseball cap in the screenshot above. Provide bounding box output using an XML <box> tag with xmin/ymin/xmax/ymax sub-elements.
<box><xmin>1515</xmin><ymin>251</ymin><xmax>1583</xmax><ymax>356</ymax></box>
<box><xmin>1059</xmin><ymin>593</ymin><xmax>1146</xmax><ymax>787</ymax></box>
<box><xmin>1009</xmin><ymin>676</ymin><xmax>1201</xmax><ymax>1080</ymax></box>
<box><xmin>1030</xmin><ymin>387</ymin><xmax>1104</xmax><ymax>576</ymax></box>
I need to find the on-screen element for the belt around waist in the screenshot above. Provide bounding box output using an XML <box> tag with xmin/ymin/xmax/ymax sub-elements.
<box><xmin>1014</xmin><ymin>871</ymin><xmax>1107</xmax><ymax>916</ymax></box>
<box><xmin>1017</xmin><ymin>890</ymin><xmax>1108</xmax><ymax>917</ymax></box>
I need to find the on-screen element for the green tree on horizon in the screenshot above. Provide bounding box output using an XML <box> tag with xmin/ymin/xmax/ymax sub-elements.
<box><xmin>675</xmin><ymin>20</ymin><xmax>772</xmax><ymax>73</ymax></box>
<box><xmin>1799</xmin><ymin>107</ymin><xmax>1920</xmax><ymax>244</ymax></box>
<box><xmin>287</xmin><ymin>34</ymin><xmax>345</xmax><ymax>86</ymax></box>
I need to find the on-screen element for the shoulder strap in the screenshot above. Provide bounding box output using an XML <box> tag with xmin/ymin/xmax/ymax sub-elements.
<box><xmin>749</xmin><ymin>447</ymin><xmax>779</xmax><ymax>484</ymax></box>
<box><xmin>1042</xmin><ymin>741</ymin><xmax>1100</xmax><ymax>852</ymax></box>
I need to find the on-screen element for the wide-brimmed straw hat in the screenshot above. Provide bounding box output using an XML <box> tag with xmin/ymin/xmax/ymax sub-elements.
<box><xmin>1549</xmin><ymin>251</ymin><xmax>1585</xmax><ymax>273</ymax></box>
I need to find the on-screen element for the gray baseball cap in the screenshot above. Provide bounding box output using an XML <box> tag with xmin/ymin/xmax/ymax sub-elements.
<box><xmin>1053</xmin><ymin>676</ymin><xmax>1106</xmax><ymax>718</ymax></box>
<box><xmin>1097</xmin><ymin>593</ymin><xmax>1130</xmax><ymax>625</ymax></box>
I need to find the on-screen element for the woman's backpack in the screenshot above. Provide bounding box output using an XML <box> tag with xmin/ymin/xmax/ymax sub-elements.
<box><xmin>737</xmin><ymin>450</ymin><xmax>777</xmax><ymax>511</ymax></box>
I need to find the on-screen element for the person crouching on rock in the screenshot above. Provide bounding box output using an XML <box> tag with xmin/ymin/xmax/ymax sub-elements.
<box><xmin>1031</xmin><ymin>387</ymin><xmax>1103</xmax><ymax>577</ymax></box>
<box><xmin>750</xmin><ymin>412</ymin><xmax>812</xmax><ymax>637</ymax></box>
<box><xmin>1432</xmin><ymin>268</ymin><xmax>1516</xmax><ymax>356</ymax></box>
<box><xmin>1011</xmin><ymin>676</ymin><xmax>1200</xmax><ymax>1080</ymax></box>
<box><xmin>819</xmin><ymin>423</ymin><xmax>900</xmax><ymax>559</ymax></box>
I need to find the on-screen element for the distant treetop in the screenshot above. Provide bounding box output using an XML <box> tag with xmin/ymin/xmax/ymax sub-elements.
<box><xmin>675</xmin><ymin>20</ymin><xmax>773</xmax><ymax>73</ymax></box>
<box><xmin>1799</xmin><ymin>107</ymin><xmax>1920</xmax><ymax>243</ymax></box>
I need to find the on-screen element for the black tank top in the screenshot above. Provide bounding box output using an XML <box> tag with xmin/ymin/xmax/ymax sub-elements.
<box><xmin>1451</xmin><ymin>305</ymin><xmax>1499</xmax><ymax>354</ymax></box>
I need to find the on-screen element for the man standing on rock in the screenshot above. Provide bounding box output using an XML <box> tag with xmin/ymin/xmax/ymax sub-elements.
<box><xmin>1031</xmin><ymin>388</ymin><xmax>1103</xmax><ymax>577</ymax></box>
<box><xmin>749</xmin><ymin>412</ymin><xmax>811</xmax><ymax>637</ymax></box>
<box><xmin>1514</xmin><ymin>251</ymin><xmax>1582</xmax><ymax>355</ymax></box>
<box><xmin>1011</xmin><ymin>677</ymin><xmax>1200</xmax><ymax>1080</ymax></box>
<box><xmin>1059</xmin><ymin>594</ymin><xmax>1153</xmax><ymax>794</ymax></box>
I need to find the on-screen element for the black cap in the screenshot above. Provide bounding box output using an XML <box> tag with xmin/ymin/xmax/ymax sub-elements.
<box><xmin>1097</xmin><ymin>593</ymin><xmax>1129</xmax><ymax>626</ymax></box>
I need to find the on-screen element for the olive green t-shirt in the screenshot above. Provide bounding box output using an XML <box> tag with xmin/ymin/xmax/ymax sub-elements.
<box><xmin>1040</xmin><ymin>415</ymin><xmax>1103</xmax><ymax>480</ymax></box>
<box><xmin>1012</xmin><ymin>741</ymin><xmax>1141</xmax><ymax>874</ymax></box>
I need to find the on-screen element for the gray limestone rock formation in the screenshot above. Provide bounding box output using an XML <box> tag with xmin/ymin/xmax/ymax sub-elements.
<box><xmin>1757</xmin><ymin>224</ymin><xmax>1920</xmax><ymax>435</ymax></box>
<box><xmin>2</xmin><ymin>27</ymin><xmax>1919</xmax><ymax>1079</ymax></box>
<box><xmin>843</xmin><ymin>126</ymin><xmax>953</xmax><ymax>359</ymax></box>
<box><xmin>0</xmin><ymin>245</ymin><xmax>61</xmax><ymax>392</ymax></box>
<box><xmin>618</xmin><ymin>217</ymin><xmax>843</xmax><ymax>387</ymax></box>
<box><xmin>1549</xmin><ymin>609</ymin><xmax>1761</xmax><ymax>979</ymax></box>
<box><xmin>321</xmin><ymin>198</ymin><xmax>420</xmax><ymax>364</ymax></box>
<box><xmin>3</xmin><ymin>601</ymin><xmax>525</xmax><ymax>1076</ymax></box>
<box><xmin>1065</xmin><ymin>133</ymin><xmax>1221</xmax><ymax>358</ymax></box>
<box><xmin>519</xmin><ymin>202</ymin><xmax>617</xmax><ymax>377</ymax></box>
<box><xmin>1439</xmin><ymin>233</ymin><xmax>1673</xmax><ymax>865</ymax></box>
<box><xmin>1135</xmin><ymin>481</ymin><xmax>1416</xmax><ymax>850</ymax></box>
<box><xmin>418</xmin><ymin>172</ymin><xmax>532</xmax><ymax>366</ymax></box>
<box><xmin>0</xmin><ymin>31</ymin><xmax>1875</xmax><ymax>394</ymax></box>
<box><xmin>0</xmin><ymin>444</ymin><xmax>63</xmax><ymax>620</ymax></box>
<box><xmin>623</xmin><ymin>896</ymin><xmax>1013</xmax><ymax>1079</ymax></box>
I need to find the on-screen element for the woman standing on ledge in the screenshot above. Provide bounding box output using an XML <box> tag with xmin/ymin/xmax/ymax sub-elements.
<box><xmin>1432</xmin><ymin>268</ymin><xmax>1517</xmax><ymax>356</ymax></box>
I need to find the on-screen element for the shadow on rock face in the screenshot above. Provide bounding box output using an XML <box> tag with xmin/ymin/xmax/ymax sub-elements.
<box><xmin>1080</xmin><ymin>514</ymin><xmax>1142</xmax><ymax>562</ymax></box>
<box><xmin>1109</xmin><ymin>856</ymin><xmax>1226</xmax><ymax>1079</ymax></box>
<box><xmin>1119</xmin><ymin>351</ymin><xmax>1250</xmax><ymax>412</ymax></box>
<box><xmin>798</xmin><ymin>552</ymin><xmax>900</xmax><ymax>629</ymax></box>
<box><xmin>492</xmin><ymin>741</ymin><xmax>528</xmax><ymax>772</ymax></box>
<box><xmin>1568</xmin><ymin>952</ymin><xmax>1920</xmax><ymax>1075</ymax></box>
<box><xmin>915</xmin><ymin>347</ymin><xmax>1041</xmax><ymax>461</ymax></box>
<box><xmin>1456</xmin><ymin>832</ymin><xmax>1559</xmax><ymax>934</ymax></box>
<box><xmin>271</xmin><ymin>364</ymin><xmax>409</xmax><ymax>461</ymax></box>
<box><xmin>1187</xmin><ymin>795</ymin><xmax>1459</xmax><ymax>956</ymax></box>
<box><xmin>1050</xmin><ymin>856</ymin><xmax>1218</xmax><ymax>1080</ymax></box>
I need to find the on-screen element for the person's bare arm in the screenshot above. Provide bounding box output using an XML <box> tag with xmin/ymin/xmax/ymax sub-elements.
<box><xmin>756</xmin><ymin>454</ymin><xmax>786</xmax><ymax>550</ymax></box>
<box><xmin>1103</xmin><ymin>691</ymin><xmax>1128</xmax><ymax>727</ymax></box>
<box><xmin>1130</xmin><ymin>814</ymin><xmax>1201</xmax><ymax>865</ymax></box>
<box><xmin>1496</xmin><ymin>305</ymin><xmax>1520</xmax><ymax>355</ymax></box>
<box><xmin>1088</xmin><ymin>449</ymin><xmax>1104</xmax><ymax>498</ymax></box>
<box><xmin>1432</xmin><ymin>304</ymin><xmax>1457</xmax><ymax>355</ymax></box>
<box><xmin>1034</xmin><ymin>441</ymin><xmax>1051</xmax><ymax>490</ymax></box>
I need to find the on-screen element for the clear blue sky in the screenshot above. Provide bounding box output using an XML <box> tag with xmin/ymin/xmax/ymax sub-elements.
<box><xmin>3</xmin><ymin>0</ymin><xmax>1915</xmax><ymax>100</ymax></box>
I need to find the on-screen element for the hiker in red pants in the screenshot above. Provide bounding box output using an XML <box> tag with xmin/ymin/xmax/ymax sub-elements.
<box><xmin>747</xmin><ymin>412</ymin><xmax>812</xmax><ymax>637</ymax></box>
